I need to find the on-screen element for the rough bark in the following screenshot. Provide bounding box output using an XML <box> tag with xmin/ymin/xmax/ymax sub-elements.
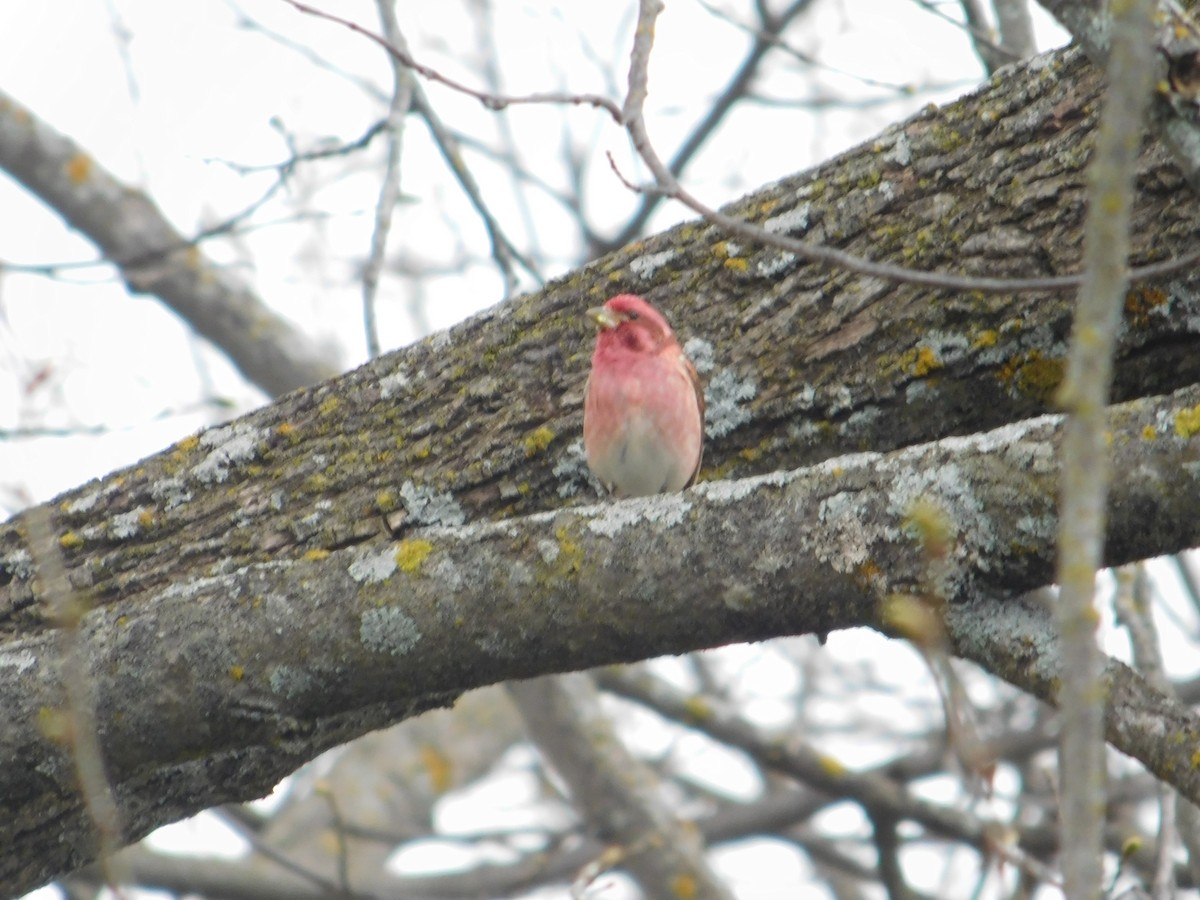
<box><xmin>5</xmin><ymin>379</ymin><xmax>1200</xmax><ymax>892</ymax></box>
<box><xmin>5</xmin><ymin>42</ymin><xmax>1200</xmax><ymax>892</ymax></box>
<box><xmin>4</xmin><ymin>46</ymin><xmax>1200</xmax><ymax>642</ymax></box>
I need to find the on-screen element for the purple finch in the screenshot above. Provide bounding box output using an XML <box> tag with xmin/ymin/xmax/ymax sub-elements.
<box><xmin>583</xmin><ymin>294</ymin><xmax>704</xmax><ymax>496</ymax></box>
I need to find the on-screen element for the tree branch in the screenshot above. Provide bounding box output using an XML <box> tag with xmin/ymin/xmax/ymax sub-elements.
<box><xmin>0</xmin><ymin>89</ymin><xmax>339</xmax><ymax>398</ymax></box>
<box><xmin>6</xmin><ymin>379</ymin><xmax>1200</xmax><ymax>891</ymax></box>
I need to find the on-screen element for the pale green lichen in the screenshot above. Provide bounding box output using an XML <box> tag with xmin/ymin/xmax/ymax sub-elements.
<box><xmin>193</xmin><ymin>423</ymin><xmax>264</xmax><ymax>484</ymax></box>
<box><xmin>349</xmin><ymin>548</ymin><xmax>397</xmax><ymax>584</ymax></box>
<box><xmin>269</xmin><ymin>664</ymin><xmax>316</xmax><ymax>699</ymax></box>
<box><xmin>360</xmin><ymin>607</ymin><xmax>422</xmax><ymax>656</ymax></box>
<box><xmin>705</xmin><ymin>369</ymin><xmax>757</xmax><ymax>438</ymax></box>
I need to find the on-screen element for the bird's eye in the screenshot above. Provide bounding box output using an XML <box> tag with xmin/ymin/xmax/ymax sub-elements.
<box><xmin>625</xmin><ymin>311</ymin><xmax>640</xmax><ymax>320</ymax></box>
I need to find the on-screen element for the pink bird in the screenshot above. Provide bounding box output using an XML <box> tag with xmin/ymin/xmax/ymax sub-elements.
<box><xmin>583</xmin><ymin>294</ymin><xmax>705</xmax><ymax>496</ymax></box>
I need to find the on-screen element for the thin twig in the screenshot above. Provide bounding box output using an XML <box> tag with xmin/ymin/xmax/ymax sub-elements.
<box><xmin>282</xmin><ymin>0</ymin><xmax>622</xmax><ymax>122</ymax></box>
<box><xmin>1052</xmin><ymin>0</ymin><xmax>1157</xmax><ymax>895</ymax></box>
<box><xmin>605</xmin><ymin>0</ymin><xmax>816</xmax><ymax>252</ymax></box>
<box><xmin>211</xmin><ymin>804</ymin><xmax>372</xmax><ymax>897</ymax></box>
<box><xmin>285</xmin><ymin>0</ymin><xmax>1199</xmax><ymax>295</ymax></box>
<box><xmin>1114</xmin><ymin>566</ymin><xmax>1180</xmax><ymax>899</ymax></box>
<box><xmin>362</xmin><ymin>0</ymin><xmax>415</xmax><ymax>358</ymax></box>
<box><xmin>24</xmin><ymin>505</ymin><xmax>128</xmax><ymax>898</ymax></box>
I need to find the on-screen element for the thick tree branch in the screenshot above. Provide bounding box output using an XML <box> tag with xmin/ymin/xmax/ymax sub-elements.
<box><xmin>0</xmin><ymin>89</ymin><xmax>339</xmax><ymax>398</ymax></box>
<box><xmin>5</xmin><ymin>379</ymin><xmax>1200</xmax><ymax>891</ymax></box>
<box><xmin>6</xmin><ymin>46</ymin><xmax>1200</xmax><ymax>650</ymax></box>
<box><xmin>1041</xmin><ymin>0</ymin><xmax>1200</xmax><ymax>192</ymax></box>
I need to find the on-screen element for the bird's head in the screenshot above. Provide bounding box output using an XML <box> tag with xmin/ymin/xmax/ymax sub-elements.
<box><xmin>586</xmin><ymin>294</ymin><xmax>674</xmax><ymax>355</ymax></box>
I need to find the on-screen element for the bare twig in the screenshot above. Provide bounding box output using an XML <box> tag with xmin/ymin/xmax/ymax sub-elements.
<box><xmin>509</xmin><ymin>673</ymin><xmax>735</xmax><ymax>900</ymax></box>
<box><xmin>994</xmin><ymin>0</ymin><xmax>1037</xmax><ymax>61</ymax></box>
<box><xmin>210</xmin><ymin>804</ymin><xmax>371</xmax><ymax>897</ymax></box>
<box><xmin>907</xmin><ymin>0</ymin><xmax>1021</xmax><ymax>72</ymax></box>
<box><xmin>1052</xmin><ymin>0</ymin><xmax>1157</xmax><ymax>894</ymax></box>
<box><xmin>285</xmin><ymin>0</ymin><xmax>1200</xmax><ymax>295</ymax></box>
<box><xmin>362</xmin><ymin>0</ymin><xmax>415</xmax><ymax>358</ymax></box>
<box><xmin>1114</xmin><ymin>566</ymin><xmax>1180</xmax><ymax>899</ymax></box>
<box><xmin>282</xmin><ymin>0</ymin><xmax>622</xmax><ymax>122</ymax></box>
<box><xmin>604</xmin><ymin>0</ymin><xmax>816</xmax><ymax>253</ymax></box>
<box><xmin>24</xmin><ymin>505</ymin><xmax>128</xmax><ymax>898</ymax></box>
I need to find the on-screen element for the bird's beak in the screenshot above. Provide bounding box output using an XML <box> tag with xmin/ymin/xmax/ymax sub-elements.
<box><xmin>586</xmin><ymin>306</ymin><xmax>622</xmax><ymax>330</ymax></box>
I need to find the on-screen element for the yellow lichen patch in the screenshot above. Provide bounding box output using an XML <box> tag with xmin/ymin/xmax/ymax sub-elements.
<box><xmin>670</xmin><ymin>875</ymin><xmax>698</xmax><ymax>899</ymax></box>
<box><xmin>420</xmin><ymin>743</ymin><xmax>454</xmax><ymax>794</ymax></box>
<box><xmin>817</xmin><ymin>753</ymin><xmax>847</xmax><ymax>778</ymax></box>
<box><xmin>396</xmin><ymin>538</ymin><xmax>433</xmax><ymax>574</ymax></box>
<box><xmin>276</xmin><ymin>421</ymin><xmax>297</xmax><ymax>438</ymax></box>
<box><xmin>65</xmin><ymin>153</ymin><xmax>92</xmax><ymax>185</ymax></box>
<box><xmin>757</xmin><ymin>198</ymin><xmax>779</xmax><ymax>216</ymax></box>
<box><xmin>884</xmin><ymin>346</ymin><xmax>943</xmax><ymax>379</ymax></box>
<box><xmin>1124</xmin><ymin>286</ymin><xmax>1168</xmax><ymax>328</ymax></box>
<box><xmin>304</xmin><ymin>473</ymin><xmax>330</xmax><ymax>493</ymax></box>
<box><xmin>682</xmin><ymin>695</ymin><xmax>711</xmax><ymax>722</ymax></box>
<box><xmin>175</xmin><ymin>434</ymin><xmax>200</xmax><ymax>454</ymax></box>
<box><xmin>996</xmin><ymin>350</ymin><xmax>1064</xmax><ymax>402</ymax></box>
<box><xmin>710</xmin><ymin>240</ymin><xmax>730</xmax><ymax>258</ymax></box>
<box><xmin>856</xmin><ymin>170</ymin><xmax>882</xmax><ymax>189</ymax></box>
<box><xmin>723</xmin><ymin>256</ymin><xmax>749</xmax><ymax>272</ymax></box>
<box><xmin>854</xmin><ymin>559</ymin><xmax>882</xmax><ymax>589</ymax></box>
<box><xmin>304</xmin><ymin>548</ymin><xmax>331</xmax><ymax>561</ymax></box>
<box><xmin>1141</xmin><ymin>425</ymin><xmax>1156</xmax><ymax>440</ymax></box>
<box><xmin>229</xmin><ymin>665</ymin><xmax>245</xmax><ymax>681</ymax></box>
<box><xmin>137</xmin><ymin>508</ymin><xmax>156</xmax><ymax>529</ymax></box>
<box><xmin>59</xmin><ymin>531</ymin><xmax>84</xmax><ymax>550</ymax></box>
<box><xmin>375</xmin><ymin>490</ymin><xmax>397</xmax><ymax>512</ymax></box>
<box><xmin>523</xmin><ymin>425</ymin><xmax>556</xmax><ymax>457</ymax></box>
<box><xmin>929</xmin><ymin>123</ymin><xmax>965</xmax><ymax>151</ymax></box>
<box><xmin>912</xmin><ymin>346</ymin><xmax>942</xmax><ymax>377</ymax></box>
<box><xmin>555</xmin><ymin>526</ymin><xmax>584</xmax><ymax>575</ymax></box>
<box><xmin>971</xmin><ymin>329</ymin><xmax>998</xmax><ymax>349</ymax></box>
<box><xmin>318</xmin><ymin>396</ymin><xmax>340</xmax><ymax>416</ymax></box>
<box><xmin>1191</xmin><ymin>748</ymin><xmax>1200</xmax><ymax>769</ymax></box>
<box><xmin>1174</xmin><ymin>404</ymin><xmax>1200</xmax><ymax>438</ymax></box>
<box><xmin>700</xmin><ymin>458</ymin><xmax>740</xmax><ymax>481</ymax></box>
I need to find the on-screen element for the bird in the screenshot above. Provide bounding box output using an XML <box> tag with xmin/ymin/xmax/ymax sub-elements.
<box><xmin>583</xmin><ymin>294</ymin><xmax>704</xmax><ymax>497</ymax></box>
